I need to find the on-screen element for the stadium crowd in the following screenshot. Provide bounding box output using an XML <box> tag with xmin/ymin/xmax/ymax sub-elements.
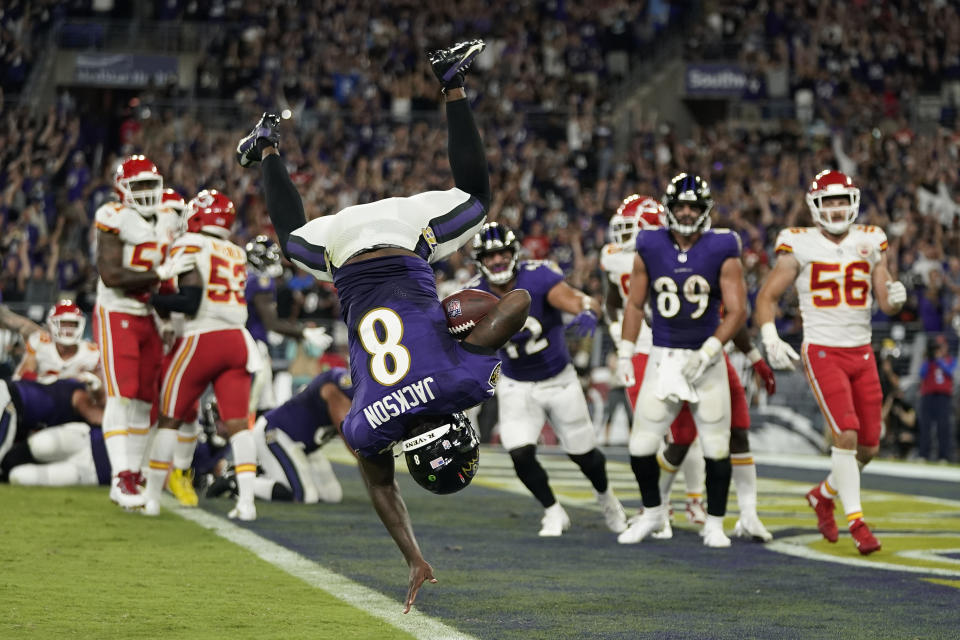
<box><xmin>0</xmin><ymin>0</ymin><xmax>958</xmax><ymax>461</ymax></box>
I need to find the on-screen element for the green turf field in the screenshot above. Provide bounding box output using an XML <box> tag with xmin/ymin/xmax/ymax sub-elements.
<box><xmin>3</xmin><ymin>445</ymin><xmax>959</xmax><ymax>639</ymax></box>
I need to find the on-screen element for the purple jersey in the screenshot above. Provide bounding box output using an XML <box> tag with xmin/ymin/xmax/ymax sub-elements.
<box><xmin>245</xmin><ymin>272</ymin><xmax>277</xmax><ymax>344</ymax></box>
<box><xmin>474</xmin><ymin>261</ymin><xmax>569</xmax><ymax>381</ymax></box>
<box><xmin>264</xmin><ymin>367</ymin><xmax>355</xmax><ymax>454</ymax></box>
<box><xmin>89</xmin><ymin>427</ymin><xmax>111</xmax><ymax>485</ymax></box>
<box><xmin>635</xmin><ymin>228</ymin><xmax>741</xmax><ymax>349</ymax></box>
<box><xmin>11</xmin><ymin>379</ymin><xmax>86</xmax><ymax>432</ymax></box>
<box><xmin>334</xmin><ymin>255</ymin><xmax>502</xmax><ymax>458</ymax></box>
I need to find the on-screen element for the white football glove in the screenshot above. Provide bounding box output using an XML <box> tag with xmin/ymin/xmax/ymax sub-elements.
<box><xmin>681</xmin><ymin>336</ymin><xmax>723</xmax><ymax>383</ymax></box>
<box><xmin>616</xmin><ymin>339</ymin><xmax>636</xmax><ymax>387</ymax></box>
<box><xmin>886</xmin><ymin>280</ymin><xmax>907</xmax><ymax>307</ymax></box>
<box><xmin>302</xmin><ymin>326</ymin><xmax>333</xmax><ymax>353</ymax></box>
<box><xmin>155</xmin><ymin>251</ymin><xmax>197</xmax><ymax>281</ymax></box>
<box><xmin>608</xmin><ymin>320</ymin><xmax>622</xmax><ymax>345</ymax></box>
<box><xmin>76</xmin><ymin>371</ymin><xmax>102</xmax><ymax>392</ymax></box>
<box><xmin>761</xmin><ymin>322</ymin><xmax>800</xmax><ymax>371</ymax></box>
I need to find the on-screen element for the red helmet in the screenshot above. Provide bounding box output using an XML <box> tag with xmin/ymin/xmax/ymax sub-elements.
<box><xmin>186</xmin><ymin>190</ymin><xmax>236</xmax><ymax>239</ymax></box>
<box><xmin>609</xmin><ymin>194</ymin><xmax>664</xmax><ymax>246</ymax></box>
<box><xmin>47</xmin><ymin>300</ymin><xmax>86</xmax><ymax>346</ymax></box>
<box><xmin>806</xmin><ymin>170</ymin><xmax>860</xmax><ymax>235</ymax></box>
<box><xmin>161</xmin><ymin>188</ymin><xmax>186</xmax><ymax>215</ymax></box>
<box><xmin>114</xmin><ymin>155</ymin><xmax>163</xmax><ymax>215</ymax></box>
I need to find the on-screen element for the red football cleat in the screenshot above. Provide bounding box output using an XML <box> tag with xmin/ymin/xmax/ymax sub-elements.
<box><xmin>806</xmin><ymin>487</ymin><xmax>839</xmax><ymax>542</ymax></box>
<box><xmin>849</xmin><ymin>519</ymin><xmax>881</xmax><ymax>555</ymax></box>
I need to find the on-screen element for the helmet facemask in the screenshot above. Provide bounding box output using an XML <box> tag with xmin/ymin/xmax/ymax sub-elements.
<box><xmin>120</xmin><ymin>175</ymin><xmax>163</xmax><ymax>216</ymax></box>
<box><xmin>472</xmin><ymin>223</ymin><xmax>520</xmax><ymax>286</ymax></box>
<box><xmin>807</xmin><ymin>191</ymin><xmax>859</xmax><ymax>235</ymax></box>
<box><xmin>47</xmin><ymin>304</ymin><xmax>85</xmax><ymax>346</ymax></box>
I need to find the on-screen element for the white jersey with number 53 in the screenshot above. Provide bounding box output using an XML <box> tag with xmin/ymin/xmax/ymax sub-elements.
<box><xmin>774</xmin><ymin>224</ymin><xmax>888</xmax><ymax>348</ymax></box>
<box><xmin>169</xmin><ymin>233</ymin><xmax>248</xmax><ymax>334</ymax></box>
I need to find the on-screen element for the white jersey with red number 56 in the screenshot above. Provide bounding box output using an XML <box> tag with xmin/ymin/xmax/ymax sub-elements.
<box><xmin>774</xmin><ymin>224</ymin><xmax>888</xmax><ymax>348</ymax></box>
<box><xmin>599</xmin><ymin>242</ymin><xmax>653</xmax><ymax>354</ymax></box>
<box><xmin>170</xmin><ymin>232</ymin><xmax>248</xmax><ymax>334</ymax></box>
<box><xmin>94</xmin><ymin>202</ymin><xmax>164</xmax><ymax>315</ymax></box>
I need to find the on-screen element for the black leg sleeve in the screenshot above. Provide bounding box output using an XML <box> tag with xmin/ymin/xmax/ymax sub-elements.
<box><xmin>509</xmin><ymin>444</ymin><xmax>556</xmax><ymax>508</ymax></box>
<box><xmin>568</xmin><ymin>448</ymin><xmax>609</xmax><ymax>494</ymax></box>
<box><xmin>261</xmin><ymin>154</ymin><xmax>308</xmax><ymax>255</ymax></box>
<box><xmin>446</xmin><ymin>98</ymin><xmax>490</xmax><ymax>211</ymax></box>
<box><xmin>704</xmin><ymin>457</ymin><xmax>732</xmax><ymax>517</ymax></box>
<box><xmin>630</xmin><ymin>454</ymin><xmax>661</xmax><ymax>508</ymax></box>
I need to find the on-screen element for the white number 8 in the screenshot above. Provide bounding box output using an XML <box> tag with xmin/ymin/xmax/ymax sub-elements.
<box><xmin>357</xmin><ymin>308</ymin><xmax>411</xmax><ymax>385</ymax></box>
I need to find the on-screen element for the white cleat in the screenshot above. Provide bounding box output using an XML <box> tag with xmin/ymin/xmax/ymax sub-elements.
<box><xmin>732</xmin><ymin>515</ymin><xmax>773</xmax><ymax>542</ymax></box>
<box><xmin>538</xmin><ymin>503</ymin><xmax>571</xmax><ymax>537</ymax></box>
<box><xmin>228</xmin><ymin>501</ymin><xmax>257</xmax><ymax>521</ymax></box>
<box><xmin>142</xmin><ymin>499</ymin><xmax>160</xmax><ymax>517</ymax></box>
<box><xmin>596</xmin><ymin>490</ymin><xmax>628</xmax><ymax>534</ymax></box>
<box><xmin>685</xmin><ymin>497</ymin><xmax>707</xmax><ymax>525</ymax></box>
<box><xmin>701</xmin><ymin>518</ymin><xmax>732</xmax><ymax>548</ymax></box>
<box><xmin>109</xmin><ymin>476</ymin><xmax>145</xmax><ymax>510</ymax></box>
<box><xmin>617</xmin><ymin>505</ymin><xmax>668</xmax><ymax>544</ymax></box>
<box><xmin>650</xmin><ymin>518</ymin><xmax>673</xmax><ymax>540</ymax></box>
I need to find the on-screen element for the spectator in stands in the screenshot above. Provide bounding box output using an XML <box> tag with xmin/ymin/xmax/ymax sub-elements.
<box><xmin>917</xmin><ymin>335</ymin><xmax>956</xmax><ymax>463</ymax></box>
<box><xmin>878</xmin><ymin>339</ymin><xmax>916</xmax><ymax>460</ymax></box>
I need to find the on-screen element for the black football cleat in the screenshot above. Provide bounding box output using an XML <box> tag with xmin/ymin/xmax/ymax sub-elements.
<box><xmin>427</xmin><ymin>39</ymin><xmax>485</xmax><ymax>91</ymax></box>
<box><xmin>236</xmin><ymin>112</ymin><xmax>281</xmax><ymax>167</ymax></box>
<box><xmin>205</xmin><ymin>469</ymin><xmax>239</xmax><ymax>499</ymax></box>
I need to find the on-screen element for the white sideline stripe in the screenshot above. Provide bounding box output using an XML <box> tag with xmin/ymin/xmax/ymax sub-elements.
<box><xmin>162</xmin><ymin>496</ymin><xmax>477</xmax><ymax>640</ymax></box>
<box><xmin>767</xmin><ymin>533</ymin><xmax>960</xmax><ymax>577</ymax></box>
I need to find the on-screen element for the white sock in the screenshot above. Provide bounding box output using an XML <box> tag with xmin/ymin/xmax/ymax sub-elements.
<box><xmin>731</xmin><ymin>452</ymin><xmax>758</xmax><ymax>517</ymax></box>
<box><xmin>681</xmin><ymin>437</ymin><xmax>705</xmax><ymax>501</ymax></box>
<box><xmin>101</xmin><ymin>398</ymin><xmax>129</xmax><ymax>475</ymax></box>
<box><xmin>656</xmin><ymin>449</ymin><xmax>679</xmax><ymax>506</ymax></box>
<box><xmin>830</xmin><ymin>446</ymin><xmax>863</xmax><ymax>524</ymax></box>
<box><xmin>231</xmin><ymin>430</ymin><xmax>257</xmax><ymax>506</ymax></box>
<box><xmin>145</xmin><ymin>428</ymin><xmax>177</xmax><ymax>502</ymax></box>
<box><xmin>126</xmin><ymin>400</ymin><xmax>152</xmax><ymax>474</ymax></box>
<box><xmin>173</xmin><ymin>421</ymin><xmax>201</xmax><ymax>470</ymax></box>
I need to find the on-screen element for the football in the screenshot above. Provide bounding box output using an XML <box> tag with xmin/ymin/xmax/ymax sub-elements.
<box><xmin>441</xmin><ymin>288</ymin><xmax>499</xmax><ymax>338</ymax></box>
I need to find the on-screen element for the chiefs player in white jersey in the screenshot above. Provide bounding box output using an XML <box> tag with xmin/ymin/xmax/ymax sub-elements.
<box><xmin>755</xmin><ymin>170</ymin><xmax>907</xmax><ymax>555</ymax></box>
<box><xmin>16</xmin><ymin>300</ymin><xmax>100</xmax><ymax>385</ymax></box>
<box><xmin>150</xmin><ymin>187</ymin><xmax>205</xmax><ymax>507</ymax></box>
<box><xmin>603</xmin><ymin>195</ymin><xmax>777</xmax><ymax>543</ymax></box>
<box><xmin>142</xmin><ymin>190</ymin><xmax>261</xmax><ymax>520</ymax></box>
<box><xmin>93</xmin><ymin>156</ymin><xmax>196</xmax><ymax>508</ymax></box>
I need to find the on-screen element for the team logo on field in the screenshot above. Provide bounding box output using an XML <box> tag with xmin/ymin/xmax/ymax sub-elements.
<box><xmin>446</xmin><ymin>299</ymin><xmax>462</xmax><ymax>317</ymax></box>
<box><xmin>422</xmin><ymin>226</ymin><xmax>438</xmax><ymax>249</ymax></box>
<box><xmin>488</xmin><ymin>362</ymin><xmax>502</xmax><ymax>388</ymax></box>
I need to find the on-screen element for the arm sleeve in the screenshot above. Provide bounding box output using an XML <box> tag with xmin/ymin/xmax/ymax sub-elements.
<box><xmin>150</xmin><ymin>286</ymin><xmax>203</xmax><ymax>315</ymax></box>
<box><xmin>261</xmin><ymin>154</ymin><xmax>308</xmax><ymax>259</ymax></box>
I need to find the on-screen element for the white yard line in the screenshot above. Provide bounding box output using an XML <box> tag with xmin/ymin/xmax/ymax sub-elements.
<box><xmin>767</xmin><ymin>533</ymin><xmax>960</xmax><ymax>577</ymax></box>
<box><xmin>163</xmin><ymin>496</ymin><xmax>478</xmax><ymax>640</ymax></box>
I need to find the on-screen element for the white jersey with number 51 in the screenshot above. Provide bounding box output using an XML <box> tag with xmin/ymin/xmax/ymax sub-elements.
<box><xmin>599</xmin><ymin>242</ymin><xmax>653</xmax><ymax>353</ymax></box>
<box><xmin>774</xmin><ymin>224</ymin><xmax>888</xmax><ymax>348</ymax></box>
